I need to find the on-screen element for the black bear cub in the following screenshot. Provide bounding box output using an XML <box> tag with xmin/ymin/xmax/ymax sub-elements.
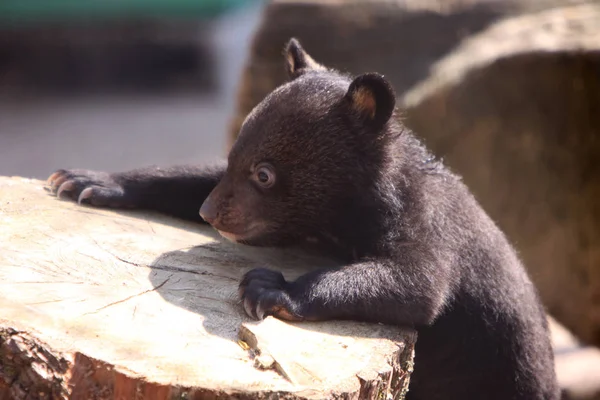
<box><xmin>47</xmin><ymin>39</ymin><xmax>559</xmax><ymax>399</ymax></box>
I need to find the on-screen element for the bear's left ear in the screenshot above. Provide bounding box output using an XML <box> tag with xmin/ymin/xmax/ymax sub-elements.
<box><xmin>345</xmin><ymin>73</ymin><xmax>396</xmax><ymax>128</ymax></box>
<box><xmin>284</xmin><ymin>38</ymin><xmax>326</xmax><ymax>79</ymax></box>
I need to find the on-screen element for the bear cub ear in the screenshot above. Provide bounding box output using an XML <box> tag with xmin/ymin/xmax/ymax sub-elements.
<box><xmin>284</xmin><ymin>38</ymin><xmax>326</xmax><ymax>79</ymax></box>
<box><xmin>345</xmin><ymin>73</ymin><xmax>396</xmax><ymax>128</ymax></box>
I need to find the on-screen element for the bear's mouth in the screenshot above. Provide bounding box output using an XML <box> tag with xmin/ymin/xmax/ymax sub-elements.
<box><xmin>216</xmin><ymin>229</ymin><xmax>245</xmax><ymax>243</ymax></box>
<box><xmin>215</xmin><ymin>221</ymin><xmax>269</xmax><ymax>244</ymax></box>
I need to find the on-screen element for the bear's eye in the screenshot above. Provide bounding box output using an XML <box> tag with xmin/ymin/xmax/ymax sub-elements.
<box><xmin>253</xmin><ymin>163</ymin><xmax>276</xmax><ymax>188</ymax></box>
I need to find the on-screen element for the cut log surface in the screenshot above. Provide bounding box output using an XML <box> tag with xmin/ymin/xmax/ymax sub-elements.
<box><xmin>0</xmin><ymin>176</ymin><xmax>416</xmax><ymax>400</ymax></box>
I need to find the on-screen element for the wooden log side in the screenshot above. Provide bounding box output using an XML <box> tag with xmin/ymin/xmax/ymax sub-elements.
<box><xmin>0</xmin><ymin>176</ymin><xmax>416</xmax><ymax>400</ymax></box>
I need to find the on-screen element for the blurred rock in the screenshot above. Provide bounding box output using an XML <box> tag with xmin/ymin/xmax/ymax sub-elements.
<box><xmin>229</xmin><ymin>0</ymin><xmax>600</xmax><ymax>354</ymax></box>
<box><xmin>405</xmin><ymin>4</ymin><xmax>600</xmax><ymax>349</ymax></box>
<box><xmin>551</xmin><ymin>317</ymin><xmax>600</xmax><ymax>400</ymax></box>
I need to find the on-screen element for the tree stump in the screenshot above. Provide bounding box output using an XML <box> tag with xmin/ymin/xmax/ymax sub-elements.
<box><xmin>0</xmin><ymin>176</ymin><xmax>416</xmax><ymax>400</ymax></box>
<box><xmin>227</xmin><ymin>0</ymin><xmax>600</xmax><ymax>347</ymax></box>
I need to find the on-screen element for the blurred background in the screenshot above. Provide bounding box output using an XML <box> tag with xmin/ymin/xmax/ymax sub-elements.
<box><xmin>0</xmin><ymin>0</ymin><xmax>263</xmax><ymax>177</ymax></box>
<box><xmin>0</xmin><ymin>0</ymin><xmax>599</xmax><ymax>399</ymax></box>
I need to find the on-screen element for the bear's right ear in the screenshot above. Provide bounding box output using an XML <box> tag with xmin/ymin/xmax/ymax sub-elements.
<box><xmin>345</xmin><ymin>73</ymin><xmax>396</xmax><ymax>128</ymax></box>
<box><xmin>284</xmin><ymin>38</ymin><xmax>326</xmax><ymax>79</ymax></box>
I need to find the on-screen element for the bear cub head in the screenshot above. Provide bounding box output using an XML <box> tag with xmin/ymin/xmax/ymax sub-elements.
<box><xmin>200</xmin><ymin>38</ymin><xmax>399</xmax><ymax>249</ymax></box>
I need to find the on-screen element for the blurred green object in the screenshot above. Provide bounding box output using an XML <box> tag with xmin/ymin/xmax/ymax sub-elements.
<box><xmin>0</xmin><ymin>0</ymin><xmax>256</xmax><ymax>23</ymax></box>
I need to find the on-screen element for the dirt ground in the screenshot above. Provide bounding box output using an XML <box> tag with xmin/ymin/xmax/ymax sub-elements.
<box><xmin>0</xmin><ymin>95</ymin><xmax>229</xmax><ymax>178</ymax></box>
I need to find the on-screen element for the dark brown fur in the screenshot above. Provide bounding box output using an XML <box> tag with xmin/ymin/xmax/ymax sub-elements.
<box><xmin>47</xmin><ymin>39</ymin><xmax>559</xmax><ymax>400</ymax></box>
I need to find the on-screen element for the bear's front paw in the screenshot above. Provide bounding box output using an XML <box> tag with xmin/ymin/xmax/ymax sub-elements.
<box><xmin>239</xmin><ymin>268</ymin><xmax>304</xmax><ymax>322</ymax></box>
<box><xmin>46</xmin><ymin>169</ymin><xmax>128</xmax><ymax>208</ymax></box>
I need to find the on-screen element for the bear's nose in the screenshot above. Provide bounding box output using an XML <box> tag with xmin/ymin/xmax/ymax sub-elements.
<box><xmin>199</xmin><ymin>198</ymin><xmax>218</xmax><ymax>225</ymax></box>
